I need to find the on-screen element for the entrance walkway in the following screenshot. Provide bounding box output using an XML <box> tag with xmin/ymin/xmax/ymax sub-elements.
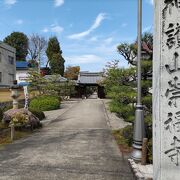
<box><xmin>0</xmin><ymin>99</ymin><xmax>133</xmax><ymax>180</ymax></box>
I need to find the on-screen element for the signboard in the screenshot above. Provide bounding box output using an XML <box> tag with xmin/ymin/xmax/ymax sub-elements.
<box><xmin>153</xmin><ymin>1</ymin><xmax>180</xmax><ymax>179</ymax></box>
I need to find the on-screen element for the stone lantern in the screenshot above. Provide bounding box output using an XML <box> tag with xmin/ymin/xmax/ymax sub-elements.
<box><xmin>10</xmin><ymin>80</ymin><xmax>20</xmax><ymax>109</ymax></box>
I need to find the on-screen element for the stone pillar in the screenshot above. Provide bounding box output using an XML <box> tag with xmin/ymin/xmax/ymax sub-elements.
<box><xmin>153</xmin><ymin>1</ymin><xmax>180</xmax><ymax>179</ymax></box>
<box><xmin>10</xmin><ymin>80</ymin><xmax>20</xmax><ymax>109</ymax></box>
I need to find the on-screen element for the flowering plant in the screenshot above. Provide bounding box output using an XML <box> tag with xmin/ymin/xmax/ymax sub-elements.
<box><xmin>9</xmin><ymin>112</ymin><xmax>29</xmax><ymax>127</ymax></box>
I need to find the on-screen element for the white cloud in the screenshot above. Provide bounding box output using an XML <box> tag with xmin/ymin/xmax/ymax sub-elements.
<box><xmin>146</xmin><ymin>0</ymin><xmax>153</xmax><ymax>5</ymax></box>
<box><xmin>42</xmin><ymin>27</ymin><xmax>49</xmax><ymax>33</ymax></box>
<box><xmin>94</xmin><ymin>43</ymin><xmax>118</xmax><ymax>55</ymax></box>
<box><xmin>65</xmin><ymin>54</ymin><xmax>104</xmax><ymax>65</ymax></box>
<box><xmin>51</xmin><ymin>25</ymin><xmax>64</xmax><ymax>34</ymax></box>
<box><xmin>42</xmin><ymin>24</ymin><xmax>63</xmax><ymax>34</ymax></box>
<box><xmin>4</xmin><ymin>0</ymin><xmax>17</xmax><ymax>6</ymax></box>
<box><xmin>68</xmin><ymin>13</ymin><xmax>107</xmax><ymax>40</ymax></box>
<box><xmin>15</xmin><ymin>19</ymin><xmax>23</xmax><ymax>25</ymax></box>
<box><xmin>54</xmin><ymin>0</ymin><xmax>64</xmax><ymax>7</ymax></box>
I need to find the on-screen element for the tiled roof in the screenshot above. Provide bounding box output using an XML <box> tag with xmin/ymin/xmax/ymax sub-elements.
<box><xmin>16</xmin><ymin>61</ymin><xmax>29</xmax><ymax>69</ymax></box>
<box><xmin>44</xmin><ymin>75</ymin><xmax>67</xmax><ymax>82</ymax></box>
<box><xmin>78</xmin><ymin>72</ymin><xmax>104</xmax><ymax>84</ymax></box>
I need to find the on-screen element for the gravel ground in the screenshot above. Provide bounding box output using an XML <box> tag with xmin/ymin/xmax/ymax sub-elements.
<box><xmin>102</xmin><ymin>99</ymin><xmax>131</xmax><ymax>130</ymax></box>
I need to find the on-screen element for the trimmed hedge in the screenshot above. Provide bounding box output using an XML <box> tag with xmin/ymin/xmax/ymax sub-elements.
<box><xmin>112</xmin><ymin>125</ymin><xmax>133</xmax><ymax>148</ymax></box>
<box><xmin>29</xmin><ymin>95</ymin><xmax>60</xmax><ymax>111</ymax></box>
<box><xmin>109</xmin><ymin>101</ymin><xmax>135</xmax><ymax>123</ymax></box>
<box><xmin>29</xmin><ymin>109</ymin><xmax>45</xmax><ymax>121</ymax></box>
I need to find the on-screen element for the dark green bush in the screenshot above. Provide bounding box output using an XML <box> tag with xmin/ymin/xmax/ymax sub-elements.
<box><xmin>142</xmin><ymin>95</ymin><xmax>152</xmax><ymax>112</ymax></box>
<box><xmin>29</xmin><ymin>108</ymin><xmax>45</xmax><ymax>120</ymax></box>
<box><xmin>112</xmin><ymin>125</ymin><xmax>133</xmax><ymax>148</ymax></box>
<box><xmin>121</xmin><ymin>125</ymin><xmax>133</xmax><ymax>146</ymax></box>
<box><xmin>3</xmin><ymin>103</ymin><xmax>24</xmax><ymax>112</ymax></box>
<box><xmin>0</xmin><ymin>108</ymin><xmax>3</xmax><ymax>121</ymax></box>
<box><xmin>109</xmin><ymin>101</ymin><xmax>135</xmax><ymax>123</ymax></box>
<box><xmin>141</xmin><ymin>80</ymin><xmax>152</xmax><ymax>96</ymax></box>
<box><xmin>147</xmin><ymin>138</ymin><xmax>152</xmax><ymax>163</ymax></box>
<box><xmin>119</xmin><ymin>105</ymin><xmax>135</xmax><ymax>121</ymax></box>
<box><xmin>126</xmin><ymin>115</ymin><xmax>135</xmax><ymax>123</ymax></box>
<box><xmin>109</xmin><ymin>100</ymin><xmax>121</xmax><ymax>113</ymax></box>
<box><xmin>107</xmin><ymin>85</ymin><xmax>136</xmax><ymax>105</ymax></box>
<box><xmin>145</xmin><ymin>114</ymin><xmax>152</xmax><ymax>127</ymax></box>
<box><xmin>29</xmin><ymin>95</ymin><xmax>60</xmax><ymax>111</ymax></box>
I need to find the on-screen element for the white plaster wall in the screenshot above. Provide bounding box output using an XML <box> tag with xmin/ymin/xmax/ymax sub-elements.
<box><xmin>16</xmin><ymin>70</ymin><xmax>29</xmax><ymax>84</ymax></box>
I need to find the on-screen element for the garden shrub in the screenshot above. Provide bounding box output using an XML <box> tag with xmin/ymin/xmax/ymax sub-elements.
<box><xmin>126</xmin><ymin>115</ymin><xmax>135</xmax><ymax>123</ymax></box>
<box><xmin>0</xmin><ymin>108</ymin><xmax>3</xmax><ymax>121</ymax></box>
<box><xmin>142</xmin><ymin>95</ymin><xmax>152</xmax><ymax>112</ymax></box>
<box><xmin>109</xmin><ymin>100</ymin><xmax>121</xmax><ymax>114</ymax></box>
<box><xmin>119</xmin><ymin>105</ymin><xmax>135</xmax><ymax>121</ymax></box>
<box><xmin>112</xmin><ymin>125</ymin><xmax>133</xmax><ymax>148</ymax></box>
<box><xmin>11</xmin><ymin>112</ymin><xmax>28</xmax><ymax>127</ymax></box>
<box><xmin>141</xmin><ymin>80</ymin><xmax>152</xmax><ymax>96</ymax></box>
<box><xmin>29</xmin><ymin>95</ymin><xmax>60</xmax><ymax>111</ymax></box>
<box><xmin>109</xmin><ymin>101</ymin><xmax>135</xmax><ymax>123</ymax></box>
<box><xmin>147</xmin><ymin>138</ymin><xmax>152</xmax><ymax>163</ymax></box>
<box><xmin>121</xmin><ymin>125</ymin><xmax>133</xmax><ymax>146</ymax></box>
<box><xmin>29</xmin><ymin>108</ymin><xmax>45</xmax><ymax>120</ymax></box>
<box><xmin>145</xmin><ymin>114</ymin><xmax>152</xmax><ymax>127</ymax></box>
<box><xmin>3</xmin><ymin>103</ymin><xmax>24</xmax><ymax>112</ymax></box>
<box><xmin>107</xmin><ymin>85</ymin><xmax>136</xmax><ymax>105</ymax></box>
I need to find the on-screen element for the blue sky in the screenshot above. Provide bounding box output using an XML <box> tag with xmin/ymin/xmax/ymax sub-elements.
<box><xmin>0</xmin><ymin>0</ymin><xmax>153</xmax><ymax>72</ymax></box>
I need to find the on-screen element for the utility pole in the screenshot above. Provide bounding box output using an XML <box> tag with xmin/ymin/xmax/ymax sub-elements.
<box><xmin>131</xmin><ymin>0</ymin><xmax>145</xmax><ymax>162</ymax></box>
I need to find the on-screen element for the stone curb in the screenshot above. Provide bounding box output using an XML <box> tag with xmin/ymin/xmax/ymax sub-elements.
<box><xmin>128</xmin><ymin>159</ymin><xmax>153</xmax><ymax>180</ymax></box>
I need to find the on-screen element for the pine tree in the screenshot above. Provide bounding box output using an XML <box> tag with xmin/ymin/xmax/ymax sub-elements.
<box><xmin>46</xmin><ymin>37</ymin><xmax>65</xmax><ymax>76</ymax></box>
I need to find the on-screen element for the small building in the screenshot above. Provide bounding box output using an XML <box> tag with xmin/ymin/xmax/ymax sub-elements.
<box><xmin>0</xmin><ymin>41</ymin><xmax>16</xmax><ymax>87</ymax></box>
<box><xmin>16</xmin><ymin>61</ymin><xmax>51</xmax><ymax>86</ymax></box>
<box><xmin>76</xmin><ymin>72</ymin><xmax>105</xmax><ymax>98</ymax></box>
<box><xmin>16</xmin><ymin>61</ymin><xmax>29</xmax><ymax>86</ymax></box>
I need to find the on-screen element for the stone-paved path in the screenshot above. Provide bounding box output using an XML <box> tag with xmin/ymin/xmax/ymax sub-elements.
<box><xmin>0</xmin><ymin>99</ymin><xmax>134</xmax><ymax>180</ymax></box>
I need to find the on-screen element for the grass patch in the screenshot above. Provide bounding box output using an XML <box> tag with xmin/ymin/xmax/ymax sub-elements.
<box><xmin>0</xmin><ymin>130</ymin><xmax>32</xmax><ymax>149</ymax></box>
<box><xmin>112</xmin><ymin>125</ymin><xmax>133</xmax><ymax>153</ymax></box>
<box><xmin>0</xmin><ymin>122</ymin><xmax>9</xmax><ymax>130</ymax></box>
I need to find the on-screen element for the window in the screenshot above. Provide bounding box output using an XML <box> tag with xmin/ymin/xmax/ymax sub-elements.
<box><xmin>0</xmin><ymin>72</ymin><xmax>2</xmax><ymax>82</ymax></box>
<box><xmin>9</xmin><ymin>74</ymin><xmax>14</xmax><ymax>84</ymax></box>
<box><xmin>8</xmin><ymin>56</ymin><xmax>14</xmax><ymax>65</ymax></box>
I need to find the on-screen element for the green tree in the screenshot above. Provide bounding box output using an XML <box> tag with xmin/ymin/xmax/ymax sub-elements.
<box><xmin>64</xmin><ymin>66</ymin><xmax>80</xmax><ymax>80</ymax></box>
<box><xmin>27</xmin><ymin>69</ymin><xmax>46</xmax><ymax>95</ymax></box>
<box><xmin>102</xmin><ymin>60</ymin><xmax>136</xmax><ymax>123</ymax></box>
<box><xmin>44</xmin><ymin>75</ymin><xmax>75</xmax><ymax>101</ymax></box>
<box><xmin>28</xmin><ymin>59</ymin><xmax>38</xmax><ymax>68</ymax></box>
<box><xmin>117</xmin><ymin>43</ymin><xmax>137</xmax><ymax>65</ymax></box>
<box><xmin>46</xmin><ymin>36</ymin><xmax>65</xmax><ymax>76</ymax></box>
<box><xmin>50</xmin><ymin>53</ymin><xmax>65</xmax><ymax>75</ymax></box>
<box><xmin>115</xmin><ymin>32</ymin><xmax>153</xmax><ymax>162</ymax></box>
<box><xmin>117</xmin><ymin>32</ymin><xmax>153</xmax><ymax>65</ymax></box>
<box><xmin>3</xmin><ymin>32</ymin><xmax>28</xmax><ymax>61</ymax></box>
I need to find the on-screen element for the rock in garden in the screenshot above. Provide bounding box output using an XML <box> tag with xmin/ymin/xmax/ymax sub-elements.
<box><xmin>2</xmin><ymin>108</ymin><xmax>41</xmax><ymax>128</ymax></box>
